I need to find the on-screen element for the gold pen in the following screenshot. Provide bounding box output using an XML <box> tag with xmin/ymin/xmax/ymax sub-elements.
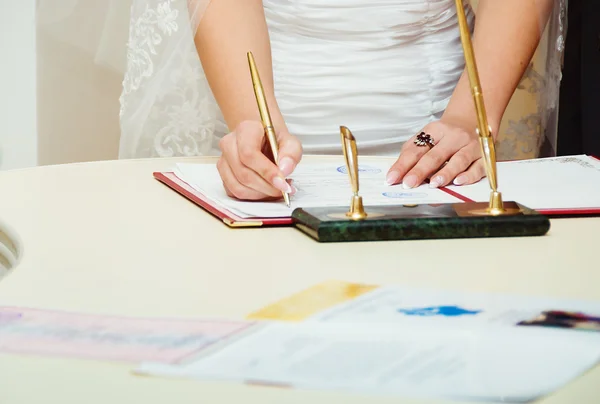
<box><xmin>247</xmin><ymin>51</ymin><xmax>291</xmax><ymax>207</ymax></box>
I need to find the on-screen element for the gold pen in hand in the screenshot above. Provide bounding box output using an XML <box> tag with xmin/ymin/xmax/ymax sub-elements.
<box><xmin>247</xmin><ymin>51</ymin><xmax>291</xmax><ymax>207</ymax></box>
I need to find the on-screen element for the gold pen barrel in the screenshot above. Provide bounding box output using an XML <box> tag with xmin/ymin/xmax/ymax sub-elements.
<box><xmin>340</xmin><ymin>126</ymin><xmax>367</xmax><ymax>220</ymax></box>
<box><xmin>247</xmin><ymin>51</ymin><xmax>290</xmax><ymax>207</ymax></box>
<box><xmin>454</xmin><ymin>0</ymin><xmax>491</xmax><ymax>140</ymax></box>
<box><xmin>340</xmin><ymin>126</ymin><xmax>360</xmax><ymax>195</ymax></box>
<box><xmin>247</xmin><ymin>52</ymin><xmax>275</xmax><ymax>130</ymax></box>
<box><xmin>454</xmin><ymin>0</ymin><xmax>500</xmax><ymax>199</ymax></box>
<box><xmin>479</xmin><ymin>136</ymin><xmax>498</xmax><ymax>192</ymax></box>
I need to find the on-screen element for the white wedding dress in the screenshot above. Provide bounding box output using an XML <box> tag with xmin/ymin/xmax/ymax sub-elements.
<box><xmin>33</xmin><ymin>0</ymin><xmax>567</xmax><ymax>160</ymax></box>
<box><xmin>117</xmin><ymin>0</ymin><xmax>475</xmax><ymax>158</ymax></box>
<box><xmin>116</xmin><ymin>0</ymin><xmax>573</xmax><ymax>161</ymax></box>
<box><xmin>263</xmin><ymin>0</ymin><xmax>474</xmax><ymax>156</ymax></box>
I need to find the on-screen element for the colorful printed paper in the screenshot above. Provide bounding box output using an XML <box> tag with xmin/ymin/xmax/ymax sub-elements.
<box><xmin>0</xmin><ymin>306</ymin><xmax>253</xmax><ymax>363</ymax></box>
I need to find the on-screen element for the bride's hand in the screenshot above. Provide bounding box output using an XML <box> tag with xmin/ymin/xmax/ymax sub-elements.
<box><xmin>217</xmin><ymin>120</ymin><xmax>302</xmax><ymax>200</ymax></box>
<box><xmin>385</xmin><ymin>119</ymin><xmax>487</xmax><ymax>189</ymax></box>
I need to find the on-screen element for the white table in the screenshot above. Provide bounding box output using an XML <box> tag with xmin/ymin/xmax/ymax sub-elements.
<box><xmin>0</xmin><ymin>157</ymin><xmax>598</xmax><ymax>404</ymax></box>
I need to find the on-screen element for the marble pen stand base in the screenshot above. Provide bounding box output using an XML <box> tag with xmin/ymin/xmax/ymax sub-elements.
<box><xmin>291</xmin><ymin>202</ymin><xmax>551</xmax><ymax>243</ymax></box>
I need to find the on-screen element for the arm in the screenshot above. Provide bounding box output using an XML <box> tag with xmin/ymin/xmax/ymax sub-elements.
<box><xmin>192</xmin><ymin>0</ymin><xmax>300</xmax><ymax>201</ymax></box>
<box><xmin>387</xmin><ymin>0</ymin><xmax>554</xmax><ymax>188</ymax></box>
<box><xmin>442</xmin><ymin>0</ymin><xmax>555</xmax><ymax>134</ymax></box>
<box><xmin>192</xmin><ymin>0</ymin><xmax>286</xmax><ymax>132</ymax></box>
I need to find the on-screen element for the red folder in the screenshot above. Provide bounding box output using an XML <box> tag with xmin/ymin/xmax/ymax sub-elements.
<box><xmin>154</xmin><ymin>155</ymin><xmax>600</xmax><ymax>227</ymax></box>
<box><xmin>442</xmin><ymin>187</ymin><xmax>600</xmax><ymax>217</ymax></box>
<box><xmin>153</xmin><ymin>172</ymin><xmax>292</xmax><ymax>227</ymax></box>
<box><xmin>442</xmin><ymin>155</ymin><xmax>600</xmax><ymax>217</ymax></box>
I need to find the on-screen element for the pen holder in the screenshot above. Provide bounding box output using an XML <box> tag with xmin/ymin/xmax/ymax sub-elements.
<box><xmin>291</xmin><ymin>127</ymin><xmax>550</xmax><ymax>243</ymax></box>
<box><xmin>292</xmin><ymin>202</ymin><xmax>550</xmax><ymax>243</ymax></box>
<box><xmin>293</xmin><ymin>1</ymin><xmax>553</xmax><ymax>243</ymax></box>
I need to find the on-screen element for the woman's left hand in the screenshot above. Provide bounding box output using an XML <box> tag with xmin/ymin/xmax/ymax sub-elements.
<box><xmin>386</xmin><ymin>119</ymin><xmax>489</xmax><ymax>189</ymax></box>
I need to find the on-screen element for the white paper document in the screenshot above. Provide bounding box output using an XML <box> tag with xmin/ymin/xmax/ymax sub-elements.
<box><xmin>446</xmin><ymin>155</ymin><xmax>600</xmax><ymax>210</ymax></box>
<box><xmin>172</xmin><ymin>154</ymin><xmax>600</xmax><ymax>218</ymax></box>
<box><xmin>174</xmin><ymin>158</ymin><xmax>461</xmax><ymax>218</ymax></box>
<box><xmin>137</xmin><ymin>321</ymin><xmax>600</xmax><ymax>403</ymax></box>
<box><xmin>305</xmin><ymin>285</ymin><xmax>600</xmax><ymax>329</ymax></box>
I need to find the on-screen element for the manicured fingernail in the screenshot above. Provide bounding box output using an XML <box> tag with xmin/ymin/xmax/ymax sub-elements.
<box><xmin>453</xmin><ymin>175</ymin><xmax>466</xmax><ymax>186</ymax></box>
<box><xmin>278</xmin><ymin>157</ymin><xmax>295</xmax><ymax>177</ymax></box>
<box><xmin>429</xmin><ymin>176</ymin><xmax>444</xmax><ymax>189</ymax></box>
<box><xmin>402</xmin><ymin>175</ymin><xmax>417</xmax><ymax>189</ymax></box>
<box><xmin>386</xmin><ymin>171</ymin><xmax>400</xmax><ymax>185</ymax></box>
<box><xmin>273</xmin><ymin>176</ymin><xmax>292</xmax><ymax>193</ymax></box>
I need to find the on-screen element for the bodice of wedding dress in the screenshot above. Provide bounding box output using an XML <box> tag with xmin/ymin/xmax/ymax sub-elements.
<box><xmin>266</xmin><ymin>0</ymin><xmax>474</xmax><ymax>155</ymax></box>
<box><xmin>118</xmin><ymin>0</ymin><xmax>473</xmax><ymax>158</ymax></box>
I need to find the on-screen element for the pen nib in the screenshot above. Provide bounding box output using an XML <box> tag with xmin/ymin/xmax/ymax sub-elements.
<box><xmin>284</xmin><ymin>193</ymin><xmax>291</xmax><ymax>208</ymax></box>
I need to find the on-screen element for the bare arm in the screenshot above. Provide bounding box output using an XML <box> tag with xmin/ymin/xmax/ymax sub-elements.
<box><xmin>192</xmin><ymin>0</ymin><xmax>286</xmax><ymax>132</ymax></box>
<box><xmin>387</xmin><ymin>0</ymin><xmax>554</xmax><ymax>188</ymax></box>
<box><xmin>442</xmin><ymin>0</ymin><xmax>555</xmax><ymax>133</ymax></box>
<box><xmin>193</xmin><ymin>0</ymin><xmax>301</xmax><ymax>201</ymax></box>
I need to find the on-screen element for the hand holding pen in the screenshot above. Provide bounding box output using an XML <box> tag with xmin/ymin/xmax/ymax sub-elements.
<box><xmin>216</xmin><ymin>53</ymin><xmax>301</xmax><ymax>204</ymax></box>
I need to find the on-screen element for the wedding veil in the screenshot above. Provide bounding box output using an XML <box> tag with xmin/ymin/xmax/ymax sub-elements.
<box><xmin>35</xmin><ymin>0</ymin><xmax>568</xmax><ymax>160</ymax></box>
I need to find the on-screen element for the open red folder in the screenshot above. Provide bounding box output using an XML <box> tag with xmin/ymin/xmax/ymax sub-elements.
<box><xmin>154</xmin><ymin>154</ymin><xmax>600</xmax><ymax>227</ymax></box>
<box><xmin>154</xmin><ymin>172</ymin><xmax>292</xmax><ymax>227</ymax></box>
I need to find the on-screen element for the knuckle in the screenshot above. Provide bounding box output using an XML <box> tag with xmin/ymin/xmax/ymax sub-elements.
<box><xmin>454</xmin><ymin>152</ymin><xmax>471</xmax><ymax>169</ymax></box>
<box><xmin>224</xmin><ymin>184</ymin><xmax>235</xmax><ymax>198</ymax></box>
<box><xmin>236</xmin><ymin>120</ymin><xmax>262</xmax><ymax>135</ymax></box>
<box><xmin>262</xmin><ymin>165</ymin><xmax>279</xmax><ymax>181</ymax></box>
<box><xmin>395</xmin><ymin>158</ymin><xmax>414</xmax><ymax>175</ymax></box>
<box><xmin>236</xmin><ymin>169</ymin><xmax>253</xmax><ymax>186</ymax></box>
<box><xmin>424</xmin><ymin>151</ymin><xmax>446</xmax><ymax>167</ymax></box>
<box><xmin>228</xmin><ymin>183</ymin><xmax>249</xmax><ymax>200</ymax></box>
<box><xmin>219</xmin><ymin>133</ymin><xmax>234</xmax><ymax>152</ymax></box>
<box><xmin>218</xmin><ymin>137</ymin><xmax>226</xmax><ymax>152</ymax></box>
<box><xmin>460</xmin><ymin>129</ymin><xmax>474</xmax><ymax>141</ymax></box>
<box><xmin>474</xmin><ymin>160</ymin><xmax>486</xmax><ymax>176</ymax></box>
<box><xmin>424</xmin><ymin>121</ymin><xmax>445</xmax><ymax>134</ymax></box>
<box><xmin>238</xmin><ymin>143</ymin><xmax>256</xmax><ymax>164</ymax></box>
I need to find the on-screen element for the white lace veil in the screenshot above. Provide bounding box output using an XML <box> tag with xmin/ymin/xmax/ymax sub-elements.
<box><xmin>36</xmin><ymin>0</ymin><xmax>567</xmax><ymax>160</ymax></box>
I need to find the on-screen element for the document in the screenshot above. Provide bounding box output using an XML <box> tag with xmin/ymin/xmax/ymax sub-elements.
<box><xmin>175</xmin><ymin>159</ymin><xmax>462</xmax><ymax>218</ymax></box>
<box><xmin>0</xmin><ymin>306</ymin><xmax>253</xmax><ymax>363</ymax></box>
<box><xmin>446</xmin><ymin>155</ymin><xmax>600</xmax><ymax>210</ymax></box>
<box><xmin>172</xmin><ymin>154</ymin><xmax>600</xmax><ymax>218</ymax></box>
<box><xmin>137</xmin><ymin>321</ymin><xmax>600</xmax><ymax>402</ymax></box>
<box><xmin>303</xmin><ymin>283</ymin><xmax>600</xmax><ymax>329</ymax></box>
<box><xmin>248</xmin><ymin>280</ymin><xmax>600</xmax><ymax>330</ymax></box>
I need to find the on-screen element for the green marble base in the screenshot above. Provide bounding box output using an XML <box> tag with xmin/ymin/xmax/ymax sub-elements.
<box><xmin>291</xmin><ymin>202</ymin><xmax>550</xmax><ymax>243</ymax></box>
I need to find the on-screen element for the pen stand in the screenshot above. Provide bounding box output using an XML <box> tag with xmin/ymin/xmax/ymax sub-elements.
<box><xmin>293</xmin><ymin>2</ymin><xmax>552</xmax><ymax>242</ymax></box>
<box><xmin>291</xmin><ymin>127</ymin><xmax>550</xmax><ymax>243</ymax></box>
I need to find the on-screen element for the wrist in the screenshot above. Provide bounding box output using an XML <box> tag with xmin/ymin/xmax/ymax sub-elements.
<box><xmin>226</xmin><ymin>93</ymin><xmax>288</xmax><ymax>134</ymax></box>
<box><xmin>269</xmin><ymin>102</ymin><xmax>289</xmax><ymax>134</ymax></box>
<box><xmin>441</xmin><ymin>107</ymin><xmax>501</xmax><ymax>140</ymax></box>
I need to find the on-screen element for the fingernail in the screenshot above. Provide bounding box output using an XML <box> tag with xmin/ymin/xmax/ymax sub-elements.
<box><xmin>453</xmin><ymin>175</ymin><xmax>466</xmax><ymax>186</ymax></box>
<box><xmin>429</xmin><ymin>176</ymin><xmax>444</xmax><ymax>189</ymax></box>
<box><xmin>386</xmin><ymin>171</ymin><xmax>400</xmax><ymax>185</ymax></box>
<box><xmin>278</xmin><ymin>157</ymin><xmax>295</xmax><ymax>177</ymax></box>
<box><xmin>273</xmin><ymin>176</ymin><xmax>292</xmax><ymax>193</ymax></box>
<box><xmin>402</xmin><ymin>175</ymin><xmax>417</xmax><ymax>189</ymax></box>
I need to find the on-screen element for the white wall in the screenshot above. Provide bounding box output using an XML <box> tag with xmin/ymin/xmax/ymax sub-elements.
<box><xmin>0</xmin><ymin>0</ymin><xmax>37</xmax><ymax>170</ymax></box>
<box><xmin>35</xmin><ymin>0</ymin><xmax>128</xmax><ymax>166</ymax></box>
